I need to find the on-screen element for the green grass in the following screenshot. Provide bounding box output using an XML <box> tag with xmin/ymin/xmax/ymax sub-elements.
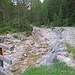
<box><xmin>0</xmin><ymin>26</ymin><xmax>19</xmax><ymax>34</ymax></box>
<box><xmin>22</xmin><ymin>61</ymin><xmax>75</xmax><ymax>75</ymax></box>
<box><xmin>65</xmin><ymin>43</ymin><xmax>75</xmax><ymax>58</ymax></box>
<box><xmin>0</xmin><ymin>25</ymin><xmax>33</xmax><ymax>35</ymax></box>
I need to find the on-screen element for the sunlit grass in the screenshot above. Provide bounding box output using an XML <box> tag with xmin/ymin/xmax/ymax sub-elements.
<box><xmin>22</xmin><ymin>61</ymin><xmax>75</xmax><ymax>75</ymax></box>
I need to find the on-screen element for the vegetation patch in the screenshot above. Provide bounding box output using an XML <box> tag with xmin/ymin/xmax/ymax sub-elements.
<box><xmin>0</xmin><ymin>26</ymin><xmax>19</xmax><ymax>34</ymax></box>
<box><xmin>22</xmin><ymin>61</ymin><xmax>75</xmax><ymax>75</ymax></box>
<box><xmin>0</xmin><ymin>25</ymin><xmax>33</xmax><ymax>35</ymax></box>
<box><xmin>65</xmin><ymin>43</ymin><xmax>75</xmax><ymax>58</ymax></box>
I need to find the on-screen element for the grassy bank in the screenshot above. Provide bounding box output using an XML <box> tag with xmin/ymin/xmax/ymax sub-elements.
<box><xmin>22</xmin><ymin>61</ymin><xmax>75</xmax><ymax>75</ymax></box>
<box><xmin>0</xmin><ymin>25</ymin><xmax>33</xmax><ymax>35</ymax></box>
<box><xmin>0</xmin><ymin>26</ymin><xmax>19</xmax><ymax>34</ymax></box>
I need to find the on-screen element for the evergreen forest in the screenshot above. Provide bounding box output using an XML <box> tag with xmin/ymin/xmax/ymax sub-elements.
<box><xmin>0</xmin><ymin>0</ymin><xmax>75</xmax><ymax>33</ymax></box>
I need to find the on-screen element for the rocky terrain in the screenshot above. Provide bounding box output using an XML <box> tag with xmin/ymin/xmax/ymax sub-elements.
<box><xmin>0</xmin><ymin>27</ymin><xmax>75</xmax><ymax>75</ymax></box>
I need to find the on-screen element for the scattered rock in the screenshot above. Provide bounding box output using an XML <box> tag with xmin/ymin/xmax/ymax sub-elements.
<box><xmin>2</xmin><ymin>27</ymin><xmax>75</xmax><ymax>75</ymax></box>
<box><xmin>7</xmin><ymin>34</ymin><xmax>13</xmax><ymax>39</ymax></box>
<box><xmin>36</xmin><ymin>59</ymin><xmax>42</xmax><ymax>64</ymax></box>
<box><xmin>5</xmin><ymin>50</ymin><xmax>11</xmax><ymax>54</ymax></box>
<box><xmin>11</xmin><ymin>65</ymin><xmax>19</xmax><ymax>72</ymax></box>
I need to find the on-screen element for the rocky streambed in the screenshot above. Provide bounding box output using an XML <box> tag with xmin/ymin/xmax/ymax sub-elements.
<box><xmin>1</xmin><ymin>27</ymin><xmax>75</xmax><ymax>75</ymax></box>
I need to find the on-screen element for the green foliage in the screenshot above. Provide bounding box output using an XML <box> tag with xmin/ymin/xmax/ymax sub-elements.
<box><xmin>0</xmin><ymin>26</ymin><xmax>19</xmax><ymax>34</ymax></box>
<box><xmin>0</xmin><ymin>0</ymin><xmax>33</xmax><ymax>35</ymax></box>
<box><xmin>43</xmin><ymin>0</ymin><xmax>75</xmax><ymax>27</ymax></box>
<box><xmin>11</xmin><ymin>28</ymin><xmax>19</xmax><ymax>33</ymax></box>
<box><xmin>62</xmin><ymin>18</ymin><xmax>69</xmax><ymax>26</ymax></box>
<box><xmin>0</xmin><ymin>24</ymin><xmax>33</xmax><ymax>35</ymax></box>
<box><xmin>22</xmin><ymin>61</ymin><xmax>75</xmax><ymax>75</ymax></box>
<box><xmin>65</xmin><ymin>43</ymin><xmax>75</xmax><ymax>58</ymax></box>
<box><xmin>0</xmin><ymin>0</ymin><xmax>75</xmax><ymax>34</ymax></box>
<box><xmin>24</xmin><ymin>25</ymin><xmax>33</xmax><ymax>35</ymax></box>
<box><xmin>53</xmin><ymin>13</ymin><xmax>60</xmax><ymax>26</ymax></box>
<box><xmin>32</xmin><ymin>0</ymin><xmax>42</xmax><ymax>26</ymax></box>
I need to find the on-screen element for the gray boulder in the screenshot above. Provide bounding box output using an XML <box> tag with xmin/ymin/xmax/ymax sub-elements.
<box><xmin>46</xmin><ymin>51</ymin><xmax>57</xmax><ymax>65</ymax></box>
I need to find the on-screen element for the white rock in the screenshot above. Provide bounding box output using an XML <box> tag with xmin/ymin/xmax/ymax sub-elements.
<box><xmin>13</xmin><ymin>39</ymin><xmax>21</xmax><ymax>43</ymax></box>
<box><xmin>36</xmin><ymin>59</ymin><xmax>41</xmax><ymax>64</ymax></box>
<box><xmin>24</xmin><ymin>54</ymin><xmax>27</xmax><ymax>57</ymax></box>
<box><xmin>8</xmin><ymin>55</ymin><xmax>12</xmax><ymax>57</ymax></box>
<box><xmin>36</xmin><ymin>53</ymin><xmax>39</xmax><ymax>55</ymax></box>
<box><xmin>7</xmin><ymin>34</ymin><xmax>13</xmax><ymax>39</ymax></box>
<box><xmin>13</xmin><ymin>49</ymin><xmax>16</xmax><ymax>53</ymax></box>
<box><xmin>5</xmin><ymin>53</ymin><xmax>9</xmax><ymax>55</ymax></box>
<box><xmin>34</xmin><ymin>43</ymin><xmax>41</xmax><ymax>48</ymax></box>
<box><xmin>6</xmin><ymin>42</ymin><xmax>11</xmax><ymax>44</ymax></box>
<box><xmin>6</xmin><ymin>50</ymin><xmax>11</xmax><ymax>53</ymax></box>
<box><xmin>57</xmin><ymin>55</ymin><xmax>71</xmax><ymax>63</ymax></box>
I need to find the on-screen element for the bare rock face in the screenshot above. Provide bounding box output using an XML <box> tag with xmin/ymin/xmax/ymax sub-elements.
<box><xmin>46</xmin><ymin>28</ymin><xmax>65</xmax><ymax>65</ymax></box>
<box><xmin>47</xmin><ymin>52</ymin><xmax>57</xmax><ymax>65</ymax></box>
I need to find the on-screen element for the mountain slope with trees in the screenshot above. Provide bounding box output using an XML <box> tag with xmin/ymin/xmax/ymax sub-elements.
<box><xmin>0</xmin><ymin>0</ymin><xmax>75</xmax><ymax>34</ymax></box>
